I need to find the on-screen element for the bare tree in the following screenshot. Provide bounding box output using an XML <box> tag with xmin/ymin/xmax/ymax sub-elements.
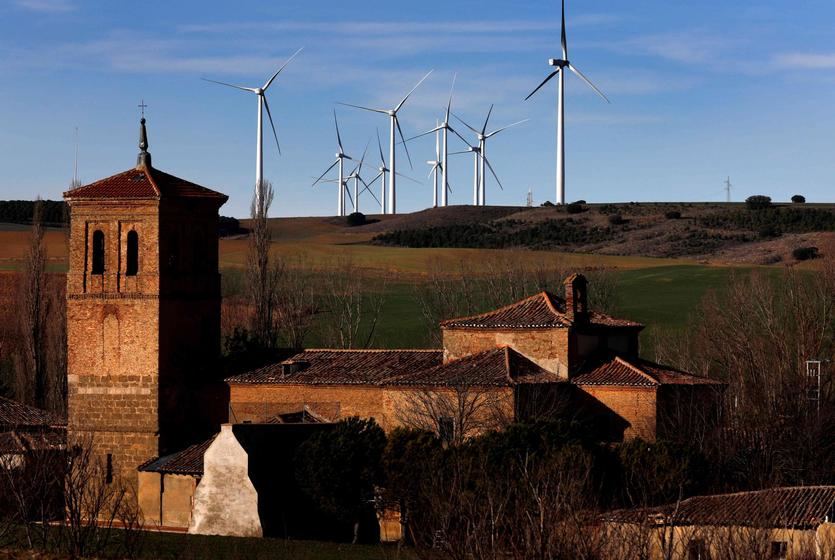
<box><xmin>320</xmin><ymin>258</ymin><xmax>388</xmax><ymax>349</ymax></box>
<box><xmin>395</xmin><ymin>385</ymin><xmax>511</xmax><ymax>444</ymax></box>
<box><xmin>276</xmin><ymin>257</ymin><xmax>319</xmax><ymax>349</ymax></box>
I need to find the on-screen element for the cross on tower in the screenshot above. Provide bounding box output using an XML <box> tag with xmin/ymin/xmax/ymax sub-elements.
<box><xmin>138</xmin><ymin>99</ymin><xmax>148</xmax><ymax>119</ymax></box>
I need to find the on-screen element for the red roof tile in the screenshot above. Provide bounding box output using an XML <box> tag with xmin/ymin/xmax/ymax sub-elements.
<box><xmin>572</xmin><ymin>356</ymin><xmax>723</xmax><ymax>387</ymax></box>
<box><xmin>441</xmin><ymin>291</ymin><xmax>642</xmax><ymax>330</ymax></box>
<box><xmin>138</xmin><ymin>437</ymin><xmax>214</xmax><ymax>476</ymax></box>
<box><xmin>226</xmin><ymin>349</ymin><xmax>443</xmax><ymax>385</ymax></box>
<box><xmin>64</xmin><ymin>165</ymin><xmax>227</xmax><ymax>202</ymax></box>
<box><xmin>606</xmin><ymin>486</ymin><xmax>835</xmax><ymax>529</ymax></box>
<box><xmin>382</xmin><ymin>347</ymin><xmax>563</xmax><ymax>387</ymax></box>
<box><xmin>0</xmin><ymin>430</ymin><xmax>65</xmax><ymax>454</ymax></box>
<box><xmin>0</xmin><ymin>396</ymin><xmax>65</xmax><ymax>429</ymax></box>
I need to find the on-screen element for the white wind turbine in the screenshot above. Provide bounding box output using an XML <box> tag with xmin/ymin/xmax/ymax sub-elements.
<box><xmin>203</xmin><ymin>48</ymin><xmax>303</xmax><ymax>215</ymax></box>
<box><xmin>367</xmin><ymin>128</ymin><xmax>420</xmax><ymax>215</ymax></box>
<box><xmin>313</xmin><ymin>110</ymin><xmax>353</xmax><ymax>216</ymax></box>
<box><xmin>339</xmin><ymin>70</ymin><xmax>433</xmax><ymax>215</ymax></box>
<box><xmin>450</xmin><ymin>139</ymin><xmax>504</xmax><ymax>206</ymax></box>
<box><xmin>425</xmin><ymin>123</ymin><xmax>443</xmax><ymax>208</ymax></box>
<box><xmin>455</xmin><ymin>105</ymin><xmax>527</xmax><ymax>206</ymax></box>
<box><xmin>403</xmin><ymin>75</ymin><xmax>467</xmax><ymax>207</ymax></box>
<box><xmin>525</xmin><ymin>0</ymin><xmax>609</xmax><ymax>205</ymax></box>
<box><xmin>345</xmin><ymin>142</ymin><xmax>370</xmax><ymax>214</ymax></box>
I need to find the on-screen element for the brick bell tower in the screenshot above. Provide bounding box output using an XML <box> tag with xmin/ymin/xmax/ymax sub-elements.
<box><xmin>64</xmin><ymin>116</ymin><xmax>227</xmax><ymax>486</ymax></box>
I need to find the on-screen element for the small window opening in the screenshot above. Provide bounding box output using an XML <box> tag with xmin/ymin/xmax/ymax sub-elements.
<box><xmin>771</xmin><ymin>542</ymin><xmax>788</xmax><ymax>560</ymax></box>
<box><xmin>105</xmin><ymin>453</ymin><xmax>113</xmax><ymax>485</ymax></box>
<box><xmin>126</xmin><ymin>230</ymin><xmax>139</xmax><ymax>276</ymax></box>
<box><xmin>92</xmin><ymin>230</ymin><xmax>105</xmax><ymax>274</ymax></box>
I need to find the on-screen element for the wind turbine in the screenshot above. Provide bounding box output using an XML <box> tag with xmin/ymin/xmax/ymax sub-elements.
<box><xmin>426</xmin><ymin>124</ymin><xmax>443</xmax><ymax>208</ymax></box>
<box><xmin>367</xmin><ymin>128</ymin><xmax>421</xmax><ymax>214</ymax></box>
<box><xmin>525</xmin><ymin>0</ymin><xmax>609</xmax><ymax>205</ymax></box>
<box><xmin>345</xmin><ymin>142</ymin><xmax>370</xmax><ymax>214</ymax></box>
<box><xmin>455</xmin><ymin>106</ymin><xmax>527</xmax><ymax>206</ymax></box>
<box><xmin>403</xmin><ymin>74</ymin><xmax>467</xmax><ymax>207</ymax></box>
<box><xmin>313</xmin><ymin>110</ymin><xmax>353</xmax><ymax>216</ymax></box>
<box><xmin>203</xmin><ymin>48</ymin><xmax>303</xmax><ymax>216</ymax></box>
<box><xmin>339</xmin><ymin>70</ymin><xmax>433</xmax><ymax>215</ymax></box>
<box><xmin>450</xmin><ymin>141</ymin><xmax>504</xmax><ymax>206</ymax></box>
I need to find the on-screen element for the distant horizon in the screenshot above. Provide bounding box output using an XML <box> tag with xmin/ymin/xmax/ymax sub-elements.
<box><xmin>2</xmin><ymin>0</ymin><xmax>835</xmax><ymax>217</ymax></box>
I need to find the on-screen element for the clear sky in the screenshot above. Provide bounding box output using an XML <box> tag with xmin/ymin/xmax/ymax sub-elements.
<box><xmin>1</xmin><ymin>0</ymin><xmax>834</xmax><ymax>218</ymax></box>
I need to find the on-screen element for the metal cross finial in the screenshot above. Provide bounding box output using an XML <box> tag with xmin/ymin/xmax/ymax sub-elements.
<box><xmin>138</xmin><ymin>99</ymin><xmax>148</xmax><ymax>119</ymax></box>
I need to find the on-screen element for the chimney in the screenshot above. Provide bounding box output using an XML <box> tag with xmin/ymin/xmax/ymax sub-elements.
<box><xmin>564</xmin><ymin>273</ymin><xmax>588</xmax><ymax>324</ymax></box>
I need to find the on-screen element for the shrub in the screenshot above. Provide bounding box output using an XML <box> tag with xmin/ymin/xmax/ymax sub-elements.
<box><xmin>792</xmin><ymin>246</ymin><xmax>819</xmax><ymax>261</ymax></box>
<box><xmin>746</xmin><ymin>195</ymin><xmax>772</xmax><ymax>210</ymax></box>
<box><xmin>608</xmin><ymin>214</ymin><xmax>624</xmax><ymax>225</ymax></box>
<box><xmin>791</xmin><ymin>194</ymin><xmax>806</xmax><ymax>204</ymax></box>
<box><xmin>541</xmin><ymin>201</ymin><xmax>555</xmax><ymax>207</ymax></box>
<box><xmin>346</xmin><ymin>212</ymin><xmax>366</xmax><ymax>227</ymax></box>
<box><xmin>664</xmin><ymin>211</ymin><xmax>681</xmax><ymax>220</ymax></box>
<box><xmin>565</xmin><ymin>202</ymin><xmax>585</xmax><ymax>214</ymax></box>
<box><xmin>572</xmin><ymin>200</ymin><xmax>587</xmax><ymax>205</ymax></box>
<box><xmin>758</xmin><ymin>224</ymin><xmax>781</xmax><ymax>239</ymax></box>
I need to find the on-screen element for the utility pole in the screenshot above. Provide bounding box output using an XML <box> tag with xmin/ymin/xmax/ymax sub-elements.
<box><xmin>725</xmin><ymin>176</ymin><xmax>732</xmax><ymax>203</ymax></box>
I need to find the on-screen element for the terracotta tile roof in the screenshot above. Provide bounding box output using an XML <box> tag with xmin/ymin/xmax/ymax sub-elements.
<box><xmin>63</xmin><ymin>165</ymin><xmax>227</xmax><ymax>202</ymax></box>
<box><xmin>226</xmin><ymin>349</ymin><xmax>443</xmax><ymax>385</ymax></box>
<box><xmin>265</xmin><ymin>407</ymin><xmax>331</xmax><ymax>424</ymax></box>
<box><xmin>138</xmin><ymin>437</ymin><xmax>214</xmax><ymax>476</ymax></box>
<box><xmin>382</xmin><ymin>347</ymin><xmax>563</xmax><ymax>387</ymax></box>
<box><xmin>441</xmin><ymin>291</ymin><xmax>643</xmax><ymax>330</ymax></box>
<box><xmin>606</xmin><ymin>486</ymin><xmax>835</xmax><ymax>529</ymax></box>
<box><xmin>0</xmin><ymin>430</ymin><xmax>65</xmax><ymax>454</ymax></box>
<box><xmin>0</xmin><ymin>396</ymin><xmax>65</xmax><ymax>429</ymax></box>
<box><xmin>572</xmin><ymin>356</ymin><xmax>723</xmax><ymax>387</ymax></box>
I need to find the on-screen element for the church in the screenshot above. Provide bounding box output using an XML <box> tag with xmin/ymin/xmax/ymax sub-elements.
<box><xmin>63</xmin><ymin>120</ymin><xmax>723</xmax><ymax>534</ymax></box>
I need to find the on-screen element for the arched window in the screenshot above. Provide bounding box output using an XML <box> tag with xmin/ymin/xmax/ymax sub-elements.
<box><xmin>126</xmin><ymin>231</ymin><xmax>139</xmax><ymax>276</ymax></box>
<box><xmin>91</xmin><ymin>230</ymin><xmax>105</xmax><ymax>274</ymax></box>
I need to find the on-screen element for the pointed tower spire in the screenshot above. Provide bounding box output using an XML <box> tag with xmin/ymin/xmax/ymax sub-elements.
<box><xmin>136</xmin><ymin>100</ymin><xmax>152</xmax><ymax>169</ymax></box>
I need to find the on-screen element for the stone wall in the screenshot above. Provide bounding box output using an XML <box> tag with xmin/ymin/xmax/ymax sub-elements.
<box><xmin>442</xmin><ymin>328</ymin><xmax>570</xmax><ymax>377</ymax></box>
<box><xmin>138</xmin><ymin>471</ymin><xmax>198</xmax><ymax>530</ymax></box>
<box><xmin>577</xmin><ymin>386</ymin><xmax>657</xmax><ymax>441</ymax></box>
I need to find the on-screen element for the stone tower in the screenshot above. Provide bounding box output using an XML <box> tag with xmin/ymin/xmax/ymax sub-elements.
<box><xmin>64</xmin><ymin>118</ymin><xmax>227</xmax><ymax>486</ymax></box>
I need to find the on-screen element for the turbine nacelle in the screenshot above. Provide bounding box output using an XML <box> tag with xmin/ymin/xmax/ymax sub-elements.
<box><xmin>549</xmin><ymin>58</ymin><xmax>569</xmax><ymax>68</ymax></box>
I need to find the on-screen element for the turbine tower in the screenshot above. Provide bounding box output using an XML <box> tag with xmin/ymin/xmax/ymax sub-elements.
<box><xmin>346</xmin><ymin>142</ymin><xmax>370</xmax><ymax>214</ymax></box>
<box><xmin>313</xmin><ymin>110</ymin><xmax>353</xmax><ymax>216</ymax></box>
<box><xmin>525</xmin><ymin>0</ymin><xmax>609</xmax><ymax>205</ymax></box>
<box><xmin>339</xmin><ymin>70</ymin><xmax>433</xmax><ymax>214</ymax></box>
<box><xmin>456</xmin><ymin>106</ymin><xmax>527</xmax><ymax>206</ymax></box>
<box><xmin>204</xmin><ymin>48</ymin><xmax>303</xmax><ymax>216</ymax></box>
<box><xmin>450</xmin><ymin>141</ymin><xmax>504</xmax><ymax>206</ymax></box>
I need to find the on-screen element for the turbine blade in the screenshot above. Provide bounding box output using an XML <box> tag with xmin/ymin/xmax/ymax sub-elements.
<box><xmin>481</xmin><ymin>104</ymin><xmax>494</xmax><ymax>135</ymax></box>
<box><xmin>445</xmin><ymin>72</ymin><xmax>457</xmax><ymax>124</ymax></box>
<box><xmin>561</xmin><ymin>0</ymin><xmax>568</xmax><ymax>59</ymax></box>
<box><xmin>358</xmin><ymin>140</ymin><xmax>369</xmax><ymax>171</ymax></box>
<box><xmin>334</xmin><ymin>110</ymin><xmax>344</xmax><ymax>152</ymax></box>
<box><xmin>376</xmin><ymin>128</ymin><xmax>386</xmax><ymax>166</ymax></box>
<box><xmin>361</xmin><ymin>178</ymin><xmax>381</xmax><ymax>206</ymax></box>
<box><xmin>486</xmin><ymin>118</ymin><xmax>530</xmax><ymax>138</ymax></box>
<box><xmin>403</xmin><ymin>126</ymin><xmax>443</xmax><ymax>143</ymax></box>
<box><xmin>449</xmin><ymin>150</ymin><xmax>471</xmax><ymax>155</ymax></box>
<box><xmin>395</xmin><ymin>171</ymin><xmax>421</xmax><ymax>184</ymax></box>
<box><xmin>568</xmin><ymin>64</ymin><xmax>610</xmax><ymax>103</ymax></box>
<box><xmin>312</xmin><ymin>159</ymin><xmax>339</xmax><ymax>186</ymax></box>
<box><xmin>344</xmin><ymin>185</ymin><xmax>354</xmax><ymax>208</ymax></box>
<box><xmin>453</xmin><ymin>113</ymin><xmax>480</xmax><ymax>135</ymax></box>
<box><xmin>369</xmin><ymin>171</ymin><xmax>383</xmax><ymax>185</ymax></box>
<box><xmin>262</xmin><ymin>47</ymin><xmax>303</xmax><ymax>91</ymax></box>
<box><xmin>338</xmin><ymin>102</ymin><xmax>388</xmax><ymax>114</ymax></box>
<box><xmin>263</xmin><ymin>96</ymin><xmax>281</xmax><ymax>155</ymax></box>
<box><xmin>483</xmin><ymin>155</ymin><xmax>504</xmax><ymax>190</ymax></box>
<box><xmin>395</xmin><ymin>117</ymin><xmax>413</xmax><ymax>169</ymax></box>
<box><xmin>524</xmin><ymin>69</ymin><xmax>560</xmax><ymax>101</ymax></box>
<box><xmin>394</xmin><ymin>69</ymin><xmax>434</xmax><ymax>113</ymax></box>
<box><xmin>447</xmin><ymin>125</ymin><xmax>472</xmax><ymax>147</ymax></box>
<box><xmin>202</xmin><ymin>78</ymin><xmax>257</xmax><ymax>93</ymax></box>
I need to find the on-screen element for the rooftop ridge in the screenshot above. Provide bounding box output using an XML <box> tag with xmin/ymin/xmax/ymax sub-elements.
<box><xmin>440</xmin><ymin>291</ymin><xmax>563</xmax><ymax>327</ymax></box>
<box><xmin>298</xmin><ymin>348</ymin><xmax>442</xmax><ymax>353</ymax></box>
<box><xmin>613</xmin><ymin>356</ymin><xmax>660</xmax><ymax>386</ymax></box>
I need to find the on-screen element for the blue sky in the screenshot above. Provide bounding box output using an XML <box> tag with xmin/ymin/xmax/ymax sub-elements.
<box><xmin>1</xmin><ymin>0</ymin><xmax>834</xmax><ymax>218</ymax></box>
